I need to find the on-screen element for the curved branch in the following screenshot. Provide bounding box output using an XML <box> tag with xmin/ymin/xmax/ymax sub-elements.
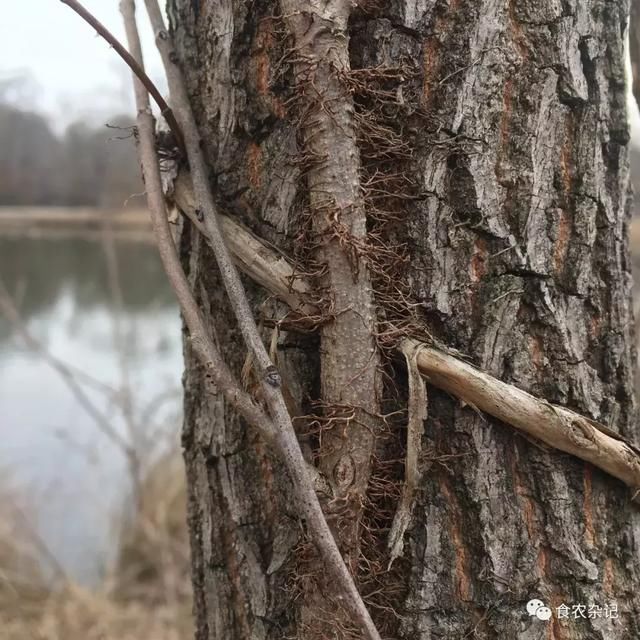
<box><xmin>59</xmin><ymin>0</ymin><xmax>185</xmax><ymax>155</ymax></box>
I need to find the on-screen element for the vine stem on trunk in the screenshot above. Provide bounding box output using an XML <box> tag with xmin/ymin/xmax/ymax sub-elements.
<box><xmin>279</xmin><ymin>0</ymin><xmax>384</xmax><ymax>573</ymax></box>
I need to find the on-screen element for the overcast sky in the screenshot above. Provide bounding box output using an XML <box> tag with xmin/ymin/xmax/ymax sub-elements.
<box><xmin>0</xmin><ymin>0</ymin><xmax>166</xmax><ymax>129</ymax></box>
<box><xmin>1</xmin><ymin>1</ymin><xmax>639</xmax><ymax>140</ymax></box>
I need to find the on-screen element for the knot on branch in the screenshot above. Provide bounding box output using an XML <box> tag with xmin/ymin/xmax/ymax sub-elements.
<box><xmin>265</xmin><ymin>365</ymin><xmax>282</xmax><ymax>388</ymax></box>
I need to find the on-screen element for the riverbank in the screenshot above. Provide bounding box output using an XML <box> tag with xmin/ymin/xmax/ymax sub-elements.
<box><xmin>0</xmin><ymin>207</ymin><xmax>153</xmax><ymax>242</ymax></box>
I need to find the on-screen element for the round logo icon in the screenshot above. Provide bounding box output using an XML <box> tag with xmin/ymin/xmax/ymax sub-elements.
<box><xmin>526</xmin><ymin>599</ymin><xmax>545</xmax><ymax>617</ymax></box>
<box><xmin>536</xmin><ymin>606</ymin><xmax>552</xmax><ymax>621</ymax></box>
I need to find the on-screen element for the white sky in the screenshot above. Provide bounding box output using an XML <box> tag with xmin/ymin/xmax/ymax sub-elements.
<box><xmin>0</xmin><ymin>0</ymin><xmax>166</xmax><ymax>129</ymax></box>
<box><xmin>0</xmin><ymin>2</ymin><xmax>639</xmax><ymax>140</ymax></box>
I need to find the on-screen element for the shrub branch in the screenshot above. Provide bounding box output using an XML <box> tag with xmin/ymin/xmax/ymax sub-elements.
<box><xmin>120</xmin><ymin>1</ymin><xmax>381</xmax><ymax>638</ymax></box>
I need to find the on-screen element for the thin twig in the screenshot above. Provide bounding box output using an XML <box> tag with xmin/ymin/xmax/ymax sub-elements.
<box><xmin>142</xmin><ymin>0</ymin><xmax>288</xmax><ymax>384</ymax></box>
<box><xmin>58</xmin><ymin>0</ymin><xmax>185</xmax><ymax>156</ymax></box>
<box><xmin>118</xmin><ymin>0</ymin><xmax>272</xmax><ymax>439</ymax></box>
<box><xmin>0</xmin><ymin>276</ymin><xmax>133</xmax><ymax>456</ymax></box>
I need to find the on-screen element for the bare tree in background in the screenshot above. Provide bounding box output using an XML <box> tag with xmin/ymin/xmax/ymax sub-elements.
<box><xmin>0</xmin><ymin>105</ymin><xmax>140</xmax><ymax>208</ymax></box>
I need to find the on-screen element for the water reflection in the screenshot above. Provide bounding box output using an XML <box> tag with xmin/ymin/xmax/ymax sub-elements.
<box><xmin>0</xmin><ymin>231</ymin><xmax>182</xmax><ymax>585</ymax></box>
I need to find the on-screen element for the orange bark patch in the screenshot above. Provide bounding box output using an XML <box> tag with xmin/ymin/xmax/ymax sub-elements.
<box><xmin>583</xmin><ymin>464</ymin><xmax>596</xmax><ymax>547</ymax></box>
<box><xmin>603</xmin><ymin>558</ymin><xmax>616</xmax><ymax>597</ymax></box>
<box><xmin>247</xmin><ymin>142</ymin><xmax>262</xmax><ymax>189</ymax></box>
<box><xmin>589</xmin><ymin>312</ymin><xmax>602</xmax><ymax>340</ymax></box>
<box><xmin>508</xmin><ymin>0</ymin><xmax>528</xmax><ymax>59</ymax></box>
<box><xmin>421</xmin><ymin>5</ymin><xmax>459</xmax><ymax>107</ymax></box>
<box><xmin>528</xmin><ymin>334</ymin><xmax>544</xmax><ymax>373</ymax></box>
<box><xmin>254</xmin><ymin>18</ymin><xmax>273</xmax><ymax>97</ymax></box>
<box><xmin>469</xmin><ymin>238</ymin><xmax>488</xmax><ymax>283</ymax></box>
<box><xmin>553</xmin><ymin>209</ymin><xmax>571</xmax><ymax>274</ymax></box>
<box><xmin>548</xmin><ymin>592</ymin><xmax>570</xmax><ymax>640</ymax></box>
<box><xmin>421</xmin><ymin>38</ymin><xmax>441</xmax><ymax>107</ymax></box>
<box><xmin>440</xmin><ymin>476</ymin><xmax>472</xmax><ymax>601</ymax></box>
<box><xmin>536</xmin><ymin>545</ymin><xmax>549</xmax><ymax>578</ymax></box>
<box><xmin>512</xmin><ymin>459</ymin><xmax>537</xmax><ymax>540</ymax></box>
<box><xmin>252</xmin><ymin>19</ymin><xmax>286</xmax><ymax>118</ymax></box>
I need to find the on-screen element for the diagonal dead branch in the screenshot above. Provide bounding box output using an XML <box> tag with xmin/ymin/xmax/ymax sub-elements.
<box><xmin>170</xmin><ymin>167</ymin><xmax>640</xmax><ymax>501</ymax></box>
<box><xmin>171</xmin><ymin>170</ymin><xmax>313</xmax><ymax>314</ymax></box>
<box><xmin>119</xmin><ymin>1</ymin><xmax>381</xmax><ymax>637</ymax></box>
<box><xmin>404</xmin><ymin>339</ymin><xmax>640</xmax><ymax>499</ymax></box>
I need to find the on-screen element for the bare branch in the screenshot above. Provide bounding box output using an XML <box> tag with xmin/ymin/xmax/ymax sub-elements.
<box><xmin>171</xmin><ymin>170</ymin><xmax>312</xmax><ymax>313</ymax></box>
<box><xmin>118</xmin><ymin>0</ymin><xmax>272</xmax><ymax>438</ymax></box>
<box><xmin>59</xmin><ymin>0</ymin><xmax>185</xmax><ymax>155</ymax></box>
<box><xmin>404</xmin><ymin>338</ymin><xmax>640</xmax><ymax>498</ymax></box>
<box><xmin>121</xmin><ymin>3</ymin><xmax>381</xmax><ymax>637</ymax></box>
<box><xmin>142</xmin><ymin>0</ymin><xmax>285</xmax><ymax>381</ymax></box>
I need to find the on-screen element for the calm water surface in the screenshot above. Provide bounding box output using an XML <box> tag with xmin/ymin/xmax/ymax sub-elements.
<box><xmin>0</xmin><ymin>230</ymin><xmax>182</xmax><ymax>584</ymax></box>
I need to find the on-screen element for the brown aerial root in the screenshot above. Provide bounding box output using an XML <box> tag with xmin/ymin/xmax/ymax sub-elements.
<box><xmin>286</xmin><ymin>406</ymin><xmax>409</xmax><ymax>640</ymax></box>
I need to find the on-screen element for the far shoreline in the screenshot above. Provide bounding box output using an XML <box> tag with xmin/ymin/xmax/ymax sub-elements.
<box><xmin>0</xmin><ymin>206</ymin><xmax>154</xmax><ymax>243</ymax></box>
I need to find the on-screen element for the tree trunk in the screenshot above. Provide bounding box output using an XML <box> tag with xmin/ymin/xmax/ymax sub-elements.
<box><xmin>168</xmin><ymin>0</ymin><xmax>640</xmax><ymax>638</ymax></box>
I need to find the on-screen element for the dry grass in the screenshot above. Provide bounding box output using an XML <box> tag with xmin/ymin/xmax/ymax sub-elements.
<box><xmin>0</xmin><ymin>451</ymin><xmax>193</xmax><ymax>640</ymax></box>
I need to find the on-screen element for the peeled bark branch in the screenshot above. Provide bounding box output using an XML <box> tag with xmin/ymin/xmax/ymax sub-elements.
<box><xmin>388</xmin><ymin>340</ymin><xmax>428</xmax><ymax>566</ymax></box>
<box><xmin>171</xmin><ymin>171</ymin><xmax>312</xmax><ymax>313</ymax></box>
<box><xmin>405</xmin><ymin>339</ymin><xmax>640</xmax><ymax>498</ymax></box>
<box><xmin>172</xmin><ymin>169</ymin><xmax>640</xmax><ymax>500</ymax></box>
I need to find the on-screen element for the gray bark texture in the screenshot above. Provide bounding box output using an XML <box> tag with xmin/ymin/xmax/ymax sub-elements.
<box><xmin>167</xmin><ymin>0</ymin><xmax>640</xmax><ymax>638</ymax></box>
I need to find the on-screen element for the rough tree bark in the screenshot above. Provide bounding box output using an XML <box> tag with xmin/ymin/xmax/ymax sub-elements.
<box><xmin>168</xmin><ymin>0</ymin><xmax>640</xmax><ymax>638</ymax></box>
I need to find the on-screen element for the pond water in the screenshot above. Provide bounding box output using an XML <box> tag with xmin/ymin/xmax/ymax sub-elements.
<box><xmin>0</xmin><ymin>230</ymin><xmax>182</xmax><ymax>585</ymax></box>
